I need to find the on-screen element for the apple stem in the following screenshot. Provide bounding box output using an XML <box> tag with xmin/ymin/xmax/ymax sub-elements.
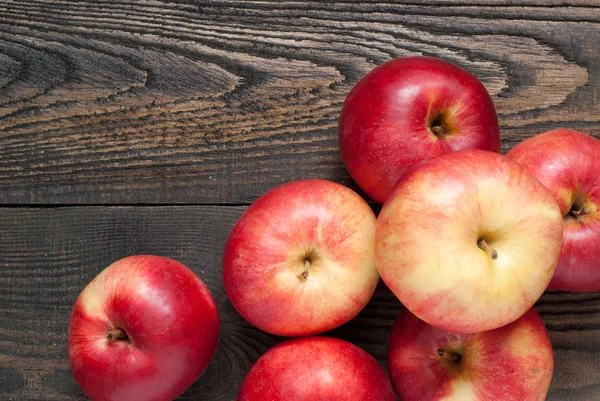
<box><xmin>297</xmin><ymin>259</ymin><xmax>310</xmax><ymax>281</ymax></box>
<box><xmin>437</xmin><ymin>348</ymin><xmax>462</xmax><ymax>363</ymax></box>
<box><xmin>569</xmin><ymin>207</ymin><xmax>590</xmax><ymax>217</ymax></box>
<box><xmin>431</xmin><ymin>125</ymin><xmax>445</xmax><ymax>136</ymax></box>
<box><xmin>107</xmin><ymin>328</ymin><xmax>129</xmax><ymax>343</ymax></box>
<box><xmin>477</xmin><ymin>238</ymin><xmax>498</xmax><ymax>260</ymax></box>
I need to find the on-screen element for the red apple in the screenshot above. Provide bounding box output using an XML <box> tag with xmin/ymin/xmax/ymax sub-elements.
<box><xmin>339</xmin><ymin>56</ymin><xmax>500</xmax><ymax>204</ymax></box>
<box><xmin>238</xmin><ymin>336</ymin><xmax>395</xmax><ymax>401</ymax></box>
<box><xmin>68</xmin><ymin>255</ymin><xmax>220</xmax><ymax>401</ymax></box>
<box><xmin>507</xmin><ymin>129</ymin><xmax>600</xmax><ymax>292</ymax></box>
<box><xmin>376</xmin><ymin>150</ymin><xmax>563</xmax><ymax>333</ymax></box>
<box><xmin>223</xmin><ymin>179</ymin><xmax>378</xmax><ymax>336</ymax></box>
<box><xmin>388</xmin><ymin>308</ymin><xmax>553</xmax><ymax>401</ymax></box>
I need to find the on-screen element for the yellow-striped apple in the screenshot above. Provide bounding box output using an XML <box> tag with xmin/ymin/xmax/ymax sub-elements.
<box><xmin>388</xmin><ymin>308</ymin><xmax>554</xmax><ymax>401</ymax></box>
<box><xmin>376</xmin><ymin>150</ymin><xmax>563</xmax><ymax>333</ymax></box>
<box><xmin>339</xmin><ymin>56</ymin><xmax>500</xmax><ymax>204</ymax></box>
<box><xmin>238</xmin><ymin>337</ymin><xmax>395</xmax><ymax>401</ymax></box>
<box><xmin>68</xmin><ymin>255</ymin><xmax>219</xmax><ymax>401</ymax></box>
<box><xmin>507</xmin><ymin>129</ymin><xmax>600</xmax><ymax>292</ymax></box>
<box><xmin>223</xmin><ymin>179</ymin><xmax>378</xmax><ymax>336</ymax></box>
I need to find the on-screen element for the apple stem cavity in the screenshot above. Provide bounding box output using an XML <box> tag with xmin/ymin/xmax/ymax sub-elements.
<box><xmin>428</xmin><ymin>110</ymin><xmax>452</xmax><ymax>139</ymax></box>
<box><xmin>107</xmin><ymin>328</ymin><xmax>129</xmax><ymax>343</ymax></box>
<box><xmin>477</xmin><ymin>238</ymin><xmax>498</xmax><ymax>260</ymax></box>
<box><xmin>437</xmin><ymin>348</ymin><xmax>462</xmax><ymax>363</ymax></box>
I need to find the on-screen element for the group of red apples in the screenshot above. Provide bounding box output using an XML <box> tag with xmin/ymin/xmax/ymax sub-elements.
<box><xmin>67</xmin><ymin>56</ymin><xmax>600</xmax><ymax>401</ymax></box>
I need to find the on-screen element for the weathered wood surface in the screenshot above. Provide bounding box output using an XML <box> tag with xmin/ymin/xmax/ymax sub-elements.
<box><xmin>0</xmin><ymin>207</ymin><xmax>599</xmax><ymax>400</ymax></box>
<box><xmin>1</xmin><ymin>1</ymin><xmax>600</xmax><ymax>400</ymax></box>
<box><xmin>0</xmin><ymin>0</ymin><xmax>599</xmax><ymax>204</ymax></box>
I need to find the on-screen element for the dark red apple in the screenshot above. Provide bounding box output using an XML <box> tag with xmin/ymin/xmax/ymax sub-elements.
<box><xmin>339</xmin><ymin>56</ymin><xmax>500</xmax><ymax>203</ymax></box>
<box><xmin>68</xmin><ymin>255</ymin><xmax>220</xmax><ymax>401</ymax></box>
<box><xmin>507</xmin><ymin>129</ymin><xmax>600</xmax><ymax>292</ymax></box>
<box><xmin>238</xmin><ymin>337</ymin><xmax>395</xmax><ymax>401</ymax></box>
<box><xmin>388</xmin><ymin>308</ymin><xmax>554</xmax><ymax>401</ymax></box>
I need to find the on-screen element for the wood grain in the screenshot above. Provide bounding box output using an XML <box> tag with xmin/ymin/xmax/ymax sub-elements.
<box><xmin>0</xmin><ymin>206</ymin><xmax>599</xmax><ymax>400</ymax></box>
<box><xmin>1</xmin><ymin>0</ymin><xmax>599</xmax><ymax>204</ymax></box>
<box><xmin>2</xmin><ymin>2</ymin><xmax>600</xmax><ymax>400</ymax></box>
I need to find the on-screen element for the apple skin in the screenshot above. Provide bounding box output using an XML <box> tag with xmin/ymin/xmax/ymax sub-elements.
<box><xmin>506</xmin><ymin>129</ymin><xmax>600</xmax><ymax>292</ymax></box>
<box><xmin>68</xmin><ymin>255</ymin><xmax>220</xmax><ymax>401</ymax></box>
<box><xmin>339</xmin><ymin>56</ymin><xmax>500</xmax><ymax>204</ymax></box>
<box><xmin>375</xmin><ymin>150</ymin><xmax>563</xmax><ymax>333</ymax></box>
<box><xmin>238</xmin><ymin>336</ymin><xmax>396</xmax><ymax>401</ymax></box>
<box><xmin>388</xmin><ymin>308</ymin><xmax>554</xmax><ymax>401</ymax></box>
<box><xmin>223</xmin><ymin>179</ymin><xmax>379</xmax><ymax>336</ymax></box>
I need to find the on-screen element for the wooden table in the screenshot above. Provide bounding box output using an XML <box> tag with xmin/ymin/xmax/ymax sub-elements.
<box><xmin>1</xmin><ymin>1</ymin><xmax>599</xmax><ymax>399</ymax></box>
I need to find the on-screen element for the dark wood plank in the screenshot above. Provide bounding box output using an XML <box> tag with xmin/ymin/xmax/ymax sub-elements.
<box><xmin>1</xmin><ymin>0</ymin><xmax>600</xmax><ymax>204</ymax></box>
<box><xmin>0</xmin><ymin>206</ymin><xmax>599</xmax><ymax>400</ymax></box>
